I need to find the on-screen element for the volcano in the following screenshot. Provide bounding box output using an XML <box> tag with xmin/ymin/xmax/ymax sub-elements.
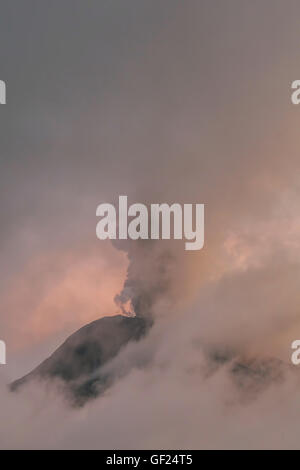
<box><xmin>11</xmin><ymin>314</ymin><xmax>150</xmax><ymax>406</ymax></box>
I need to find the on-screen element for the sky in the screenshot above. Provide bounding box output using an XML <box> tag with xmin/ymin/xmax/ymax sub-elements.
<box><xmin>1</xmin><ymin>0</ymin><xmax>300</xmax><ymax>449</ymax></box>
